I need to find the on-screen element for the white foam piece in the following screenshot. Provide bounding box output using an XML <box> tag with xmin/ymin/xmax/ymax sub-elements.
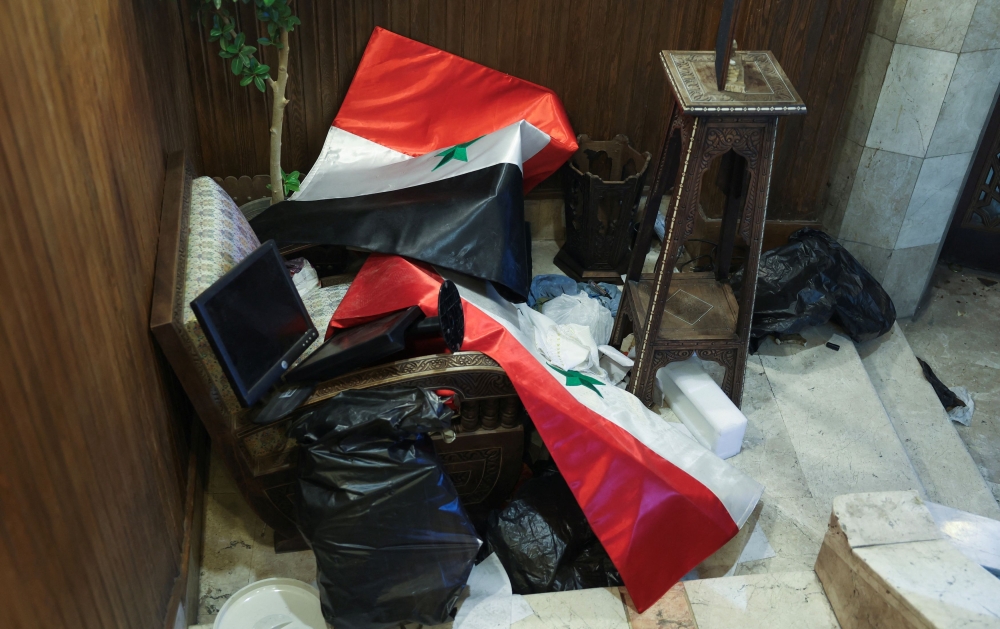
<box><xmin>655</xmin><ymin>356</ymin><xmax>748</xmax><ymax>459</ymax></box>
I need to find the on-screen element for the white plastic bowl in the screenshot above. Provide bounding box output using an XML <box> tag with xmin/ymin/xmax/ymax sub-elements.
<box><xmin>213</xmin><ymin>578</ymin><xmax>326</xmax><ymax>629</ymax></box>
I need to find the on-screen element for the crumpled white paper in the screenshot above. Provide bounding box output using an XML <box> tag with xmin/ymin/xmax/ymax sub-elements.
<box><xmin>453</xmin><ymin>554</ymin><xmax>534</xmax><ymax>629</ymax></box>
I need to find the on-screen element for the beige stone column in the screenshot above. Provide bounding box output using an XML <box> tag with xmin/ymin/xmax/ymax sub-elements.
<box><xmin>823</xmin><ymin>0</ymin><xmax>1000</xmax><ymax>316</ymax></box>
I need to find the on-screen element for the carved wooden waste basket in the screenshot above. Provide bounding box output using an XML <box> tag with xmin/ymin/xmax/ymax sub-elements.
<box><xmin>555</xmin><ymin>135</ymin><xmax>651</xmax><ymax>283</ymax></box>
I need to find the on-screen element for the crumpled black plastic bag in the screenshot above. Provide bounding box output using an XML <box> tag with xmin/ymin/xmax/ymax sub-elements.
<box><xmin>290</xmin><ymin>387</ymin><xmax>481</xmax><ymax>629</ymax></box>
<box><xmin>485</xmin><ymin>464</ymin><xmax>622</xmax><ymax>594</ymax></box>
<box><xmin>732</xmin><ymin>228</ymin><xmax>895</xmax><ymax>349</ymax></box>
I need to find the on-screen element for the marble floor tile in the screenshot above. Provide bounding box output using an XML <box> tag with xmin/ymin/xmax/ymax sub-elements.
<box><xmin>902</xmin><ymin>265</ymin><xmax>1000</xmax><ymax>508</ymax></box>
<box><xmin>962</xmin><ymin>0</ymin><xmax>1000</xmax><ymax>52</ymax></box>
<box><xmin>206</xmin><ymin>447</ymin><xmax>239</xmax><ymax>494</ymax></box>
<box><xmin>249</xmin><ymin>519</ymin><xmax>317</xmax><ymax>585</ymax></box>
<box><xmin>869</xmin><ymin>0</ymin><xmax>907</xmax><ymax>40</ymax></box>
<box><xmin>896</xmin><ymin>153</ymin><xmax>973</xmax><ymax>249</ymax></box>
<box><xmin>726</xmin><ymin>358</ymin><xmax>829</xmax><ymax>574</ymax></box>
<box><xmin>531</xmin><ymin>240</ymin><xmax>564</xmax><ymax>277</ymax></box>
<box><xmin>895</xmin><ymin>0</ymin><xmax>978</xmax><ymax>53</ymax></box>
<box><xmin>197</xmin><ymin>492</ymin><xmax>261</xmax><ymax>622</ymax></box>
<box><xmin>686</xmin><ymin>571</ymin><xmax>841</xmax><ymax>629</ymax></box>
<box><xmin>755</xmin><ymin>326</ymin><xmax>923</xmax><ymax>506</ymax></box>
<box><xmin>512</xmin><ymin>587</ymin><xmax>629</xmax><ymax>629</ymax></box>
<box><xmin>621</xmin><ymin>584</ymin><xmax>696</xmax><ymax>629</ymax></box>
<box><xmin>857</xmin><ymin>325</ymin><xmax>1000</xmax><ymax>518</ymax></box>
<box><xmin>926</xmin><ymin>49</ymin><xmax>1000</xmax><ymax>158</ymax></box>
<box><xmin>844</xmin><ymin>33</ymin><xmax>895</xmax><ymax>145</ymax></box>
<box><xmin>867</xmin><ymin>45</ymin><xmax>956</xmax><ymax>158</ymax></box>
<box><xmin>839</xmin><ymin>148</ymin><xmax>922</xmax><ymax>249</ymax></box>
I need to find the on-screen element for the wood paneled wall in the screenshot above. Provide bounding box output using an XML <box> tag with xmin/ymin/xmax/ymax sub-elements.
<box><xmin>181</xmin><ymin>0</ymin><xmax>873</xmax><ymax>221</ymax></box>
<box><xmin>0</xmin><ymin>1</ymin><xmax>199</xmax><ymax>628</ymax></box>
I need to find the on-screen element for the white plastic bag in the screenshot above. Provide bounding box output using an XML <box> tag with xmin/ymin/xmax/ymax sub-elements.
<box><xmin>541</xmin><ymin>293</ymin><xmax>614</xmax><ymax>345</ymax></box>
<box><xmin>948</xmin><ymin>386</ymin><xmax>974</xmax><ymax>426</ymax></box>
<box><xmin>519</xmin><ymin>305</ymin><xmax>602</xmax><ymax>375</ymax></box>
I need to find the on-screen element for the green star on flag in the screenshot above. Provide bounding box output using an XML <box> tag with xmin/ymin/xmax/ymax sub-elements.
<box><xmin>432</xmin><ymin>136</ymin><xmax>483</xmax><ymax>170</ymax></box>
<box><xmin>548</xmin><ymin>364</ymin><xmax>605</xmax><ymax>398</ymax></box>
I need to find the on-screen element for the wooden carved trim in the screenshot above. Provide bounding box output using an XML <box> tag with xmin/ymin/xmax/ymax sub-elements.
<box><xmin>960</xmin><ymin>130</ymin><xmax>1000</xmax><ymax>231</ymax></box>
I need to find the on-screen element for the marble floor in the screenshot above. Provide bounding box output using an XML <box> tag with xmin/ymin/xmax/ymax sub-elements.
<box><xmin>194</xmin><ymin>453</ymin><xmax>317</xmax><ymax>624</ymax></box>
<box><xmin>903</xmin><ymin>264</ymin><xmax>1000</xmax><ymax>505</ymax></box>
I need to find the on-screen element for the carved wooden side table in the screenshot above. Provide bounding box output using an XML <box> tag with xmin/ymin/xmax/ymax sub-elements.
<box><xmin>610</xmin><ymin>50</ymin><xmax>806</xmax><ymax>408</ymax></box>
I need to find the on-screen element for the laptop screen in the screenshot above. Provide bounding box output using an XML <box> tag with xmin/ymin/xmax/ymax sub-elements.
<box><xmin>190</xmin><ymin>240</ymin><xmax>318</xmax><ymax>406</ymax></box>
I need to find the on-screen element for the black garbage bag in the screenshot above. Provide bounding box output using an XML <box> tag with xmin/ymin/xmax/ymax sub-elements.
<box><xmin>732</xmin><ymin>228</ymin><xmax>895</xmax><ymax>349</ymax></box>
<box><xmin>917</xmin><ymin>357</ymin><xmax>966</xmax><ymax>410</ymax></box>
<box><xmin>485</xmin><ymin>464</ymin><xmax>622</xmax><ymax>594</ymax></box>
<box><xmin>290</xmin><ymin>387</ymin><xmax>481</xmax><ymax>629</ymax></box>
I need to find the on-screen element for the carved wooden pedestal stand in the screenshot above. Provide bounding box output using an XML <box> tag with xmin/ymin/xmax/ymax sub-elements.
<box><xmin>611</xmin><ymin>50</ymin><xmax>806</xmax><ymax>408</ymax></box>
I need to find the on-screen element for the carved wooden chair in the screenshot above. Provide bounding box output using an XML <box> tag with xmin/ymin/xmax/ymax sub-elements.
<box><xmin>150</xmin><ymin>152</ymin><xmax>524</xmax><ymax>548</ymax></box>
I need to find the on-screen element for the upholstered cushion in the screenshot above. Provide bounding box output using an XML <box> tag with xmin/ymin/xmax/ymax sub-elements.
<box><xmin>178</xmin><ymin>177</ymin><xmax>348</xmax><ymax>419</ymax></box>
<box><xmin>300</xmin><ymin>282</ymin><xmax>350</xmax><ymax>357</ymax></box>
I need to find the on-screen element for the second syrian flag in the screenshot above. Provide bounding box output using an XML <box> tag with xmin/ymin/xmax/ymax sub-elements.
<box><xmin>251</xmin><ymin>28</ymin><xmax>577</xmax><ymax>301</ymax></box>
<box><xmin>327</xmin><ymin>254</ymin><xmax>765</xmax><ymax>612</ymax></box>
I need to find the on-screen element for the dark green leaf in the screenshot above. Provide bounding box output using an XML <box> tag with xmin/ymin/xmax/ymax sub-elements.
<box><xmin>235</xmin><ymin>32</ymin><xmax>245</xmax><ymax>48</ymax></box>
<box><xmin>254</xmin><ymin>64</ymin><xmax>270</xmax><ymax>75</ymax></box>
<box><xmin>231</xmin><ymin>57</ymin><xmax>243</xmax><ymax>74</ymax></box>
<box><xmin>214</xmin><ymin>0</ymin><xmax>221</xmax><ymax>9</ymax></box>
<box><xmin>289</xmin><ymin>15</ymin><xmax>300</xmax><ymax>26</ymax></box>
<box><xmin>239</xmin><ymin>74</ymin><xmax>254</xmax><ymax>86</ymax></box>
<box><xmin>257</xmin><ymin>37</ymin><xmax>271</xmax><ymax>45</ymax></box>
<box><xmin>209</xmin><ymin>27</ymin><xmax>221</xmax><ymax>37</ymax></box>
<box><xmin>254</xmin><ymin>75</ymin><xmax>265</xmax><ymax>92</ymax></box>
<box><xmin>218</xmin><ymin>50</ymin><xmax>233</xmax><ymax>59</ymax></box>
<box><xmin>241</xmin><ymin>45</ymin><xmax>256</xmax><ymax>55</ymax></box>
<box><xmin>222</xmin><ymin>21</ymin><xmax>234</xmax><ymax>34</ymax></box>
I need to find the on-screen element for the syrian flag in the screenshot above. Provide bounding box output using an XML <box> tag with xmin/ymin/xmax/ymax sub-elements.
<box><xmin>327</xmin><ymin>254</ymin><xmax>764</xmax><ymax>612</ymax></box>
<box><xmin>251</xmin><ymin>28</ymin><xmax>577</xmax><ymax>301</ymax></box>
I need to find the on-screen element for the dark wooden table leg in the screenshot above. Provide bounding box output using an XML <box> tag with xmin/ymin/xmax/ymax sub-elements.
<box><xmin>627</xmin><ymin>116</ymin><xmax>704</xmax><ymax>405</ymax></box>
<box><xmin>715</xmin><ymin>152</ymin><xmax>747</xmax><ymax>282</ymax></box>
<box><xmin>626</xmin><ymin>106</ymin><xmax>683</xmax><ymax>282</ymax></box>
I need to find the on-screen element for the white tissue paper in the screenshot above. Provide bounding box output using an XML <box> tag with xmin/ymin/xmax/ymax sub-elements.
<box><xmin>453</xmin><ymin>554</ymin><xmax>534</xmax><ymax>629</ymax></box>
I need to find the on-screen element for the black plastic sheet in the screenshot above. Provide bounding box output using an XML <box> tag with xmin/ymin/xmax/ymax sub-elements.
<box><xmin>290</xmin><ymin>387</ymin><xmax>481</xmax><ymax>629</ymax></box>
<box><xmin>917</xmin><ymin>357</ymin><xmax>966</xmax><ymax>411</ymax></box>
<box><xmin>732</xmin><ymin>228</ymin><xmax>896</xmax><ymax>349</ymax></box>
<box><xmin>250</xmin><ymin>163</ymin><xmax>530</xmax><ymax>301</ymax></box>
<box><xmin>485</xmin><ymin>464</ymin><xmax>622</xmax><ymax>594</ymax></box>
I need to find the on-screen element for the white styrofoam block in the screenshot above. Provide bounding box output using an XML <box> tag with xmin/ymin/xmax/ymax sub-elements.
<box><xmin>655</xmin><ymin>356</ymin><xmax>748</xmax><ymax>459</ymax></box>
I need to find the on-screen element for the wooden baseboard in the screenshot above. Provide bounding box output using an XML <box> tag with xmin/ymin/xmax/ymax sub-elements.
<box><xmin>164</xmin><ymin>420</ymin><xmax>209</xmax><ymax>629</ymax></box>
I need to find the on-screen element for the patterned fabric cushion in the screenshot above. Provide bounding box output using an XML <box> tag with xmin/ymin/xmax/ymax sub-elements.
<box><xmin>300</xmin><ymin>282</ymin><xmax>351</xmax><ymax>358</ymax></box>
<box><xmin>179</xmin><ymin>177</ymin><xmax>263</xmax><ymax>417</ymax></box>
<box><xmin>177</xmin><ymin>177</ymin><xmax>350</xmax><ymax>420</ymax></box>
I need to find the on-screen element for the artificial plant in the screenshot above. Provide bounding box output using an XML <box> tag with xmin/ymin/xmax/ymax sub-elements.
<box><xmin>198</xmin><ymin>0</ymin><xmax>301</xmax><ymax>203</ymax></box>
